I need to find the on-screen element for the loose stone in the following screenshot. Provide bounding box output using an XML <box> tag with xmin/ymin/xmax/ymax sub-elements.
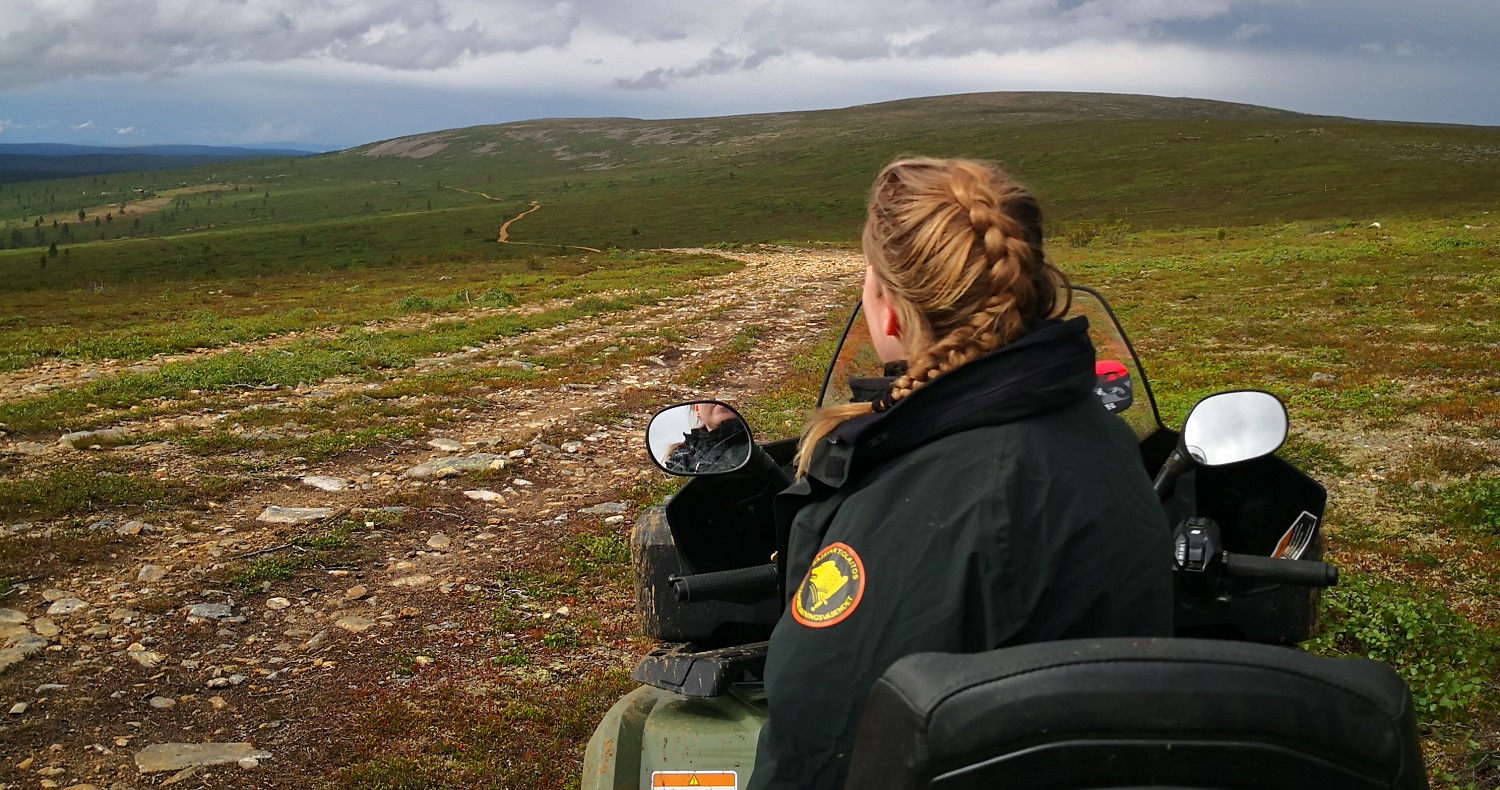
<box><xmin>8</xmin><ymin>701</ymin><xmax>26</xmax><ymax>714</ymax></box>
<box><xmin>149</xmin><ymin>696</ymin><xmax>177</xmax><ymax>709</ymax></box>
<box><xmin>463</xmin><ymin>489</ymin><xmax>503</xmax><ymax>502</ymax></box>
<box><xmin>427</xmin><ymin>438</ymin><xmax>464</xmax><ymax>452</ymax></box>
<box><xmin>183</xmin><ymin>603</ymin><xmax>234</xmax><ymax>621</ymax></box>
<box><xmin>335</xmin><ymin>616</ymin><xmax>376</xmax><ymax>633</ymax></box>
<box><xmin>301</xmin><ymin>476</ymin><xmax>348</xmax><ymax>492</ymax></box>
<box><xmin>256</xmin><ymin>506</ymin><xmax>335</xmax><ymax>525</ymax></box>
<box><xmin>134</xmin><ymin>742</ymin><xmax>272</xmax><ymax>773</ymax></box>
<box><xmin>32</xmin><ymin>618</ymin><xmax>60</xmax><ymax>638</ymax></box>
<box><xmin>46</xmin><ymin>598</ymin><xmax>89</xmax><ymax>616</ymax></box>
<box><xmin>425</xmin><ymin>534</ymin><xmax>452</xmax><ymax>551</ymax></box>
<box><xmin>343</xmin><ymin>586</ymin><xmax>369</xmax><ymax>601</ymax></box>
<box><xmin>137</xmin><ymin>565</ymin><xmax>167</xmax><ymax>583</ymax></box>
<box><xmin>265</xmin><ymin>598</ymin><xmax>291</xmax><ymax>611</ymax></box>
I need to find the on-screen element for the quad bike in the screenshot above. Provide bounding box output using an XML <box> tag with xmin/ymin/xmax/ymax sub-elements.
<box><xmin>583</xmin><ymin>287</ymin><xmax>1427</xmax><ymax>790</ymax></box>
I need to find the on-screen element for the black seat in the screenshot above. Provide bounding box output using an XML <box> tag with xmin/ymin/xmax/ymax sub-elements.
<box><xmin>844</xmin><ymin>638</ymin><xmax>1426</xmax><ymax>790</ymax></box>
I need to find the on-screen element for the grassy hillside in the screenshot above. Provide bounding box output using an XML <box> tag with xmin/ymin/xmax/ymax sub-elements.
<box><xmin>2</xmin><ymin>91</ymin><xmax>1498</xmax><ymax>294</ymax></box>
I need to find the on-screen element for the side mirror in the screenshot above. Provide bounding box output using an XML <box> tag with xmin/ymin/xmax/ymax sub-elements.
<box><xmin>646</xmin><ymin>401</ymin><xmax>754</xmax><ymax>477</ymax></box>
<box><xmin>1153</xmin><ymin>390</ymin><xmax>1288</xmax><ymax>500</ymax></box>
<box><xmin>1181</xmin><ymin>391</ymin><xmax>1289</xmax><ymax>466</ymax></box>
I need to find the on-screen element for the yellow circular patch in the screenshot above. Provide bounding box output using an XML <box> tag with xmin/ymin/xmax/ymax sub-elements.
<box><xmin>792</xmin><ymin>542</ymin><xmax>865</xmax><ymax>628</ymax></box>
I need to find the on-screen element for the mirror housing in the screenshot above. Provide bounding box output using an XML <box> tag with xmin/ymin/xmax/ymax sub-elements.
<box><xmin>646</xmin><ymin>401</ymin><xmax>755</xmax><ymax>477</ymax></box>
<box><xmin>1182</xmin><ymin>391</ymin><xmax>1289</xmax><ymax>466</ymax></box>
<box><xmin>1153</xmin><ymin>390</ymin><xmax>1288</xmax><ymax>500</ymax></box>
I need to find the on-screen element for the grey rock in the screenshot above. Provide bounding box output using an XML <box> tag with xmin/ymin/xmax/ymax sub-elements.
<box><xmin>46</xmin><ymin>597</ymin><xmax>89</xmax><ymax>616</ymax></box>
<box><xmin>59</xmin><ymin>427</ymin><xmax>130</xmax><ymax>448</ymax></box>
<box><xmin>0</xmin><ymin>608</ymin><xmax>25</xmax><ymax>624</ymax></box>
<box><xmin>256</xmin><ymin>506</ymin><xmax>334</xmax><ymax>524</ymax></box>
<box><xmin>6</xmin><ymin>633</ymin><xmax>49</xmax><ymax>654</ymax></box>
<box><xmin>265</xmin><ymin>597</ymin><xmax>291</xmax><ymax>611</ymax></box>
<box><xmin>183</xmin><ymin>603</ymin><xmax>234</xmax><ymax>621</ymax></box>
<box><xmin>463</xmin><ymin>489</ymin><xmax>503</xmax><ymax>502</ymax></box>
<box><xmin>0</xmin><ymin>622</ymin><xmax>27</xmax><ymax>641</ymax></box>
<box><xmin>425</xmin><ymin>534</ymin><xmax>452</xmax><ymax>551</ymax></box>
<box><xmin>390</xmin><ymin>575</ymin><xmax>433</xmax><ymax>588</ymax></box>
<box><xmin>36</xmin><ymin>683</ymin><xmax>68</xmax><ymax>692</ymax></box>
<box><xmin>579</xmin><ymin>502</ymin><xmax>628</xmax><ymax>515</ymax></box>
<box><xmin>149</xmin><ymin>695</ymin><xmax>177</xmax><ymax>709</ymax></box>
<box><xmin>14</xmin><ymin>441</ymin><xmax>49</xmax><ymax>454</ymax></box>
<box><xmin>129</xmin><ymin>650</ymin><xmax>165</xmax><ymax>668</ymax></box>
<box><xmin>205</xmin><ymin>677</ymin><xmax>232</xmax><ymax>689</ymax></box>
<box><xmin>402</xmin><ymin>453</ymin><xmax>506</xmax><ymax>480</ymax></box>
<box><xmin>1310</xmin><ymin>372</ymin><xmax>1338</xmax><ymax>383</ymax></box>
<box><xmin>134</xmin><ymin>743</ymin><xmax>271</xmax><ymax>774</ymax></box>
<box><xmin>117</xmin><ymin>520</ymin><xmax>151</xmax><ymax>536</ymax></box>
<box><xmin>0</xmin><ymin>648</ymin><xmax>27</xmax><ymax>674</ymax></box>
<box><xmin>300</xmin><ymin>476</ymin><xmax>348</xmax><ymax>492</ymax></box>
<box><xmin>426</xmin><ymin>438</ymin><xmax>464</xmax><ymax>453</ymax></box>
<box><xmin>42</xmin><ymin>588</ymin><xmax>71</xmax><ymax>601</ymax></box>
<box><xmin>137</xmin><ymin>565</ymin><xmax>167</xmax><ymax>583</ymax></box>
<box><xmin>335</xmin><ymin>616</ymin><xmax>376</xmax><ymax>633</ymax></box>
<box><xmin>560</xmin><ymin>441</ymin><xmax>585</xmax><ymax>453</ymax></box>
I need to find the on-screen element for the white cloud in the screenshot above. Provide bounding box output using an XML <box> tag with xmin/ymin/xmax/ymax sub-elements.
<box><xmin>71</xmin><ymin>120</ymin><xmax>94</xmax><ymax>130</ymax></box>
<box><xmin>0</xmin><ymin>0</ymin><xmax>581</xmax><ymax>88</ymax></box>
<box><xmin>0</xmin><ymin>119</ymin><xmax>21</xmax><ymax>132</ymax></box>
<box><xmin>115</xmin><ymin>126</ymin><xmax>135</xmax><ymax>135</ymax></box>
<box><xmin>1230</xmin><ymin>23</ymin><xmax>1272</xmax><ymax>41</ymax></box>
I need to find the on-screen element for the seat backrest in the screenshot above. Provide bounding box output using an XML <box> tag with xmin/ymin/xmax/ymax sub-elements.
<box><xmin>844</xmin><ymin>637</ymin><xmax>1427</xmax><ymax>790</ymax></box>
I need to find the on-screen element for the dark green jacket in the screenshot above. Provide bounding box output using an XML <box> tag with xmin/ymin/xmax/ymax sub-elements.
<box><xmin>747</xmin><ymin>318</ymin><xmax>1173</xmax><ymax>790</ymax></box>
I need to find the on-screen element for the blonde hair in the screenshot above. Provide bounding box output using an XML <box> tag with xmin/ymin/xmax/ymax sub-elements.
<box><xmin>795</xmin><ymin>157</ymin><xmax>1071</xmax><ymax>477</ymax></box>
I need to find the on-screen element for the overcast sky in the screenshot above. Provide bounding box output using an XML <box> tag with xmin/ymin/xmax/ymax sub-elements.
<box><xmin>1</xmin><ymin>0</ymin><xmax>1497</xmax><ymax>150</ymax></box>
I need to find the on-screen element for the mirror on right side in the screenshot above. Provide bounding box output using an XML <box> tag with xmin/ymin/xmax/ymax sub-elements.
<box><xmin>1181</xmin><ymin>391</ymin><xmax>1289</xmax><ymax>467</ymax></box>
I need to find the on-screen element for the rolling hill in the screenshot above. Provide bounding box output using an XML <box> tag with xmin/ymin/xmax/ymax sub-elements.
<box><xmin>1</xmin><ymin>91</ymin><xmax>1498</xmax><ymax>292</ymax></box>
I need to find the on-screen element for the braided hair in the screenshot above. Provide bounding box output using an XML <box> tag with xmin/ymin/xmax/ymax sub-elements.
<box><xmin>795</xmin><ymin>158</ymin><xmax>1071</xmax><ymax>477</ymax></box>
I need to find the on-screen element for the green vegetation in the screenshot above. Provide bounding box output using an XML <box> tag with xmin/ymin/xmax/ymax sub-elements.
<box><xmin>1311</xmin><ymin>572</ymin><xmax>1495</xmax><ymax>721</ymax></box>
<box><xmin>1446</xmin><ymin>477</ymin><xmax>1500</xmax><ymax>536</ymax></box>
<box><xmin>0</xmin><ymin>462</ymin><xmax>214</xmax><ymax>520</ymax></box>
<box><xmin>333</xmin><ymin>668</ymin><xmax>635</xmax><ymax>790</ymax></box>
<box><xmin>220</xmin><ymin>517</ymin><xmax>367</xmax><ymax>594</ymax></box>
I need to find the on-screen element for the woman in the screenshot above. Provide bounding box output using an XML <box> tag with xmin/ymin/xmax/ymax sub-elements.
<box><xmin>747</xmin><ymin>158</ymin><xmax>1173</xmax><ymax>789</ymax></box>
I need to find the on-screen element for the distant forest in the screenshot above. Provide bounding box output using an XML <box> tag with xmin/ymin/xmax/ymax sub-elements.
<box><xmin>0</xmin><ymin>144</ymin><xmax>316</xmax><ymax>184</ymax></box>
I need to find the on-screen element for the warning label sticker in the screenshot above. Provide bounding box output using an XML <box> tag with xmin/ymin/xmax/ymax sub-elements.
<box><xmin>651</xmin><ymin>771</ymin><xmax>738</xmax><ymax>788</ymax></box>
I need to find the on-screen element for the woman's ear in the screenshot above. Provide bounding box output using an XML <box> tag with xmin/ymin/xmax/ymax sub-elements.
<box><xmin>881</xmin><ymin>305</ymin><xmax>901</xmax><ymax>341</ymax></box>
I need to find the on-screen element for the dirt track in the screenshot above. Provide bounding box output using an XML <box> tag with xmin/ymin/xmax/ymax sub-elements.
<box><xmin>0</xmin><ymin>248</ymin><xmax>861</xmax><ymax>789</ymax></box>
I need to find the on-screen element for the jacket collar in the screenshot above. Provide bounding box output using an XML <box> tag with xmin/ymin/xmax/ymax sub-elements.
<box><xmin>805</xmin><ymin>316</ymin><xmax>1098</xmax><ymax>488</ymax></box>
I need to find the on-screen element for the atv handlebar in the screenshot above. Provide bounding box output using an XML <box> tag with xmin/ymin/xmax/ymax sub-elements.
<box><xmin>1223</xmin><ymin>553</ymin><xmax>1338</xmax><ymax>588</ymax></box>
<box><xmin>669</xmin><ymin>564</ymin><xmax>779</xmax><ymax>604</ymax></box>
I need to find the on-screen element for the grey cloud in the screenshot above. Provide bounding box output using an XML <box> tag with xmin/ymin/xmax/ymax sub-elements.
<box><xmin>0</xmin><ymin>0</ymin><xmax>582</xmax><ymax>88</ymax></box>
<box><xmin>1229</xmin><ymin>22</ymin><xmax>1271</xmax><ymax>41</ymax></box>
<box><xmin>609</xmin><ymin>0</ymin><xmax>1269</xmax><ymax>88</ymax></box>
<box><xmin>614</xmin><ymin>45</ymin><xmax>783</xmax><ymax>90</ymax></box>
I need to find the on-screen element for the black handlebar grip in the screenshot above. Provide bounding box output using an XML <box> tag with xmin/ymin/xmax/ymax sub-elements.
<box><xmin>1224</xmin><ymin>553</ymin><xmax>1339</xmax><ymax>588</ymax></box>
<box><xmin>669</xmin><ymin>564</ymin><xmax>778</xmax><ymax>604</ymax></box>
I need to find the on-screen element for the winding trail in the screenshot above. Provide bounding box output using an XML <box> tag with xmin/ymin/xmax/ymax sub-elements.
<box><xmin>448</xmin><ymin>187</ymin><xmax>602</xmax><ymax>253</ymax></box>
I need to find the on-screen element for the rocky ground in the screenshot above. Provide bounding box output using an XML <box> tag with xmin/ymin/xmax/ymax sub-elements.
<box><xmin>0</xmin><ymin>248</ymin><xmax>862</xmax><ymax>789</ymax></box>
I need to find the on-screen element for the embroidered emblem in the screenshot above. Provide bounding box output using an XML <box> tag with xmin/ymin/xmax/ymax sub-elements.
<box><xmin>792</xmin><ymin>542</ymin><xmax>865</xmax><ymax>628</ymax></box>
